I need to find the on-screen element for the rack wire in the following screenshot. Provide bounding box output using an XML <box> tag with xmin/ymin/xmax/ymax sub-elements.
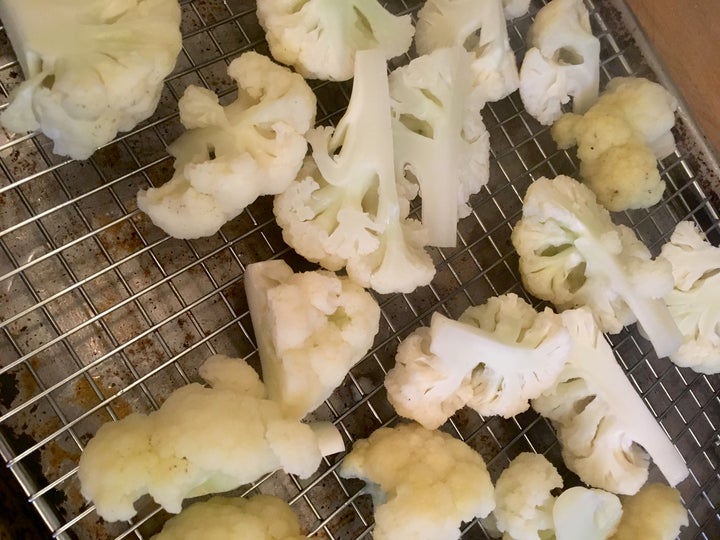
<box><xmin>0</xmin><ymin>1</ymin><xmax>718</xmax><ymax>539</ymax></box>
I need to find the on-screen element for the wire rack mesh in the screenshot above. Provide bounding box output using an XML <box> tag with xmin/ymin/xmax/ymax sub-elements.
<box><xmin>0</xmin><ymin>0</ymin><xmax>718</xmax><ymax>538</ymax></box>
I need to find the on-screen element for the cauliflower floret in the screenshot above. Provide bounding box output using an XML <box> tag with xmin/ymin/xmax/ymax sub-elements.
<box><xmin>0</xmin><ymin>0</ymin><xmax>182</xmax><ymax>160</ymax></box>
<box><xmin>519</xmin><ymin>0</ymin><xmax>600</xmax><ymax>125</ymax></box>
<box><xmin>255</xmin><ymin>0</ymin><xmax>414</xmax><ymax>81</ymax></box>
<box><xmin>485</xmin><ymin>452</ymin><xmax>562</xmax><ymax>540</ymax></box>
<box><xmin>390</xmin><ymin>46</ymin><xmax>490</xmax><ymax>247</ymax></box>
<box><xmin>502</xmin><ymin>0</ymin><xmax>531</xmax><ymax>19</ymax></box>
<box><xmin>552</xmin><ymin>486</ymin><xmax>623</xmax><ymax>540</ymax></box>
<box><xmin>338</xmin><ymin>423</ymin><xmax>495</xmax><ymax>540</ymax></box>
<box><xmin>385</xmin><ymin>293</ymin><xmax>570</xmax><ymax>428</ymax></box>
<box><xmin>244</xmin><ymin>259</ymin><xmax>381</xmax><ymax>419</ymax></box>
<box><xmin>78</xmin><ymin>354</ymin><xmax>343</xmax><ymax>521</ymax></box>
<box><xmin>551</xmin><ymin>77</ymin><xmax>678</xmax><ymax>211</ymax></box>
<box><xmin>659</xmin><ymin>220</ymin><xmax>720</xmax><ymax>374</ymax></box>
<box><xmin>609</xmin><ymin>483</ymin><xmax>688</xmax><ymax>540</ymax></box>
<box><xmin>415</xmin><ymin>0</ymin><xmax>520</xmax><ymax>106</ymax></box>
<box><xmin>136</xmin><ymin>51</ymin><xmax>316</xmax><ymax>239</ymax></box>
<box><xmin>151</xmin><ymin>495</ymin><xmax>306</xmax><ymax>540</ymax></box>
<box><xmin>532</xmin><ymin>308</ymin><xmax>689</xmax><ymax>494</ymax></box>
<box><xmin>274</xmin><ymin>49</ymin><xmax>435</xmax><ymax>294</ymax></box>
<box><xmin>511</xmin><ymin>174</ymin><xmax>681</xmax><ymax>358</ymax></box>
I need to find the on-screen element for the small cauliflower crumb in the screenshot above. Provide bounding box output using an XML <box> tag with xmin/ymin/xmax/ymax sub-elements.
<box><xmin>339</xmin><ymin>423</ymin><xmax>495</xmax><ymax>540</ymax></box>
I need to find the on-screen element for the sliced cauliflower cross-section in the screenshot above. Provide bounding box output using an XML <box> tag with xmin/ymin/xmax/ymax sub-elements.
<box><xmin>532</xmin><ymin>308</ymin><xmax>689</xmax><ymax>495</ymax></box>
<box><xmin>511</xmin><ymin>174</ymin><xmax>682</xmax><ymax>358</ymax></box>
<box><xmin>274</xmin><ymin>49</ymin><xmax>435</xmax><ymax>294</ymax></box>
<box><xmin>256</xmin><ymin>0</ymin><xmax>414</xmax><ymax>81</ymax></box>
<box><xmin>339</xmin><ymin>423</ymin><xmax>495</xmax><ymax>540</ymax></box>
<box><xmin>151</xmin><ymin>495</ymin><xmax>306</xmax><ymax>540</ymax></box>
<box><xmin>244</xmin><ymin>259</ymin><xmax>381</xmax><ymax>420</ymax></box>
<box><xmin>137</xmin><ymin>51</ymin><xmax>316</xmax><ymax>239</ymax></box>
<box><xmin>78</xmin><ymin>354</ymin><xmax>343</xmax><ymax>522</ymax></box>
<box><xmin>415</xmin><ymin>0</ymin><xmax>520</xmax><ymax>106</ymax></box>
<box><xmin>385</xmin><ymin>293</ymin><xmax>570</xmax><ymax>429</ymax></box>
<box><xmin>0</xmin><ymin>0</ymin><xmax>182</xmax><ymax>160</ymax></box>
<box><xmin>519</xmin><ymin>0</ymin><xmax>600</xmax><ymax>125</ymax></box>
<box><xmin>659</xmin><ymin>220</ymin><xmax>720</xmax><ymax>374</ymax></box>
<box><xmin>390</xmin><ymin>46</ymin><xmax>490</xmax><ymax>247</ymax></box>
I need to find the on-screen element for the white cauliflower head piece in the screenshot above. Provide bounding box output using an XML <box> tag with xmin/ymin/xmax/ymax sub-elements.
<box><xmin>244</xmin><ymin>259</ymin><xmax>381</xmax><ymax>419</ymax></box>
<box><xmin>339</xmin><ymin>423</ymin><xmax>495</xmax><ymax>540</ymax></box>
<box><xmin>511</xmin><ymin>175</ymin><xmax>681</xmax><ymax>358</ymax></box>
<box><xmin>659</xmin><ymin>220</ymin><xmax>720</xmax><ymax>374</ymax></box>
<box><xmin>484</xmin><ymin>452</ymin><xmax>562</xmax><ymax>540</ymax></box>
<box><xmin>519</xmin><ymin>0</ymin><xmax>600</xmax><ymax>125</ymax></box>
<box><xmin>434</xmin><ymin>294</ymin><xmax>571</xmax><ymax>418</ymax></box>
<box><xmin>415</xmin><ymin>0</ymin><xmax>520</xmax><ymax>106</ymax></box>
<box><xmin>552</xmin><ymin>486</ymin><xmax>623</xmax><ymax>540</ymax></box>
<box><xmin>0</xmin><ymin>0</ymin><xmax>182</xmax><ymax>160</ymax></box>
<box><xmin>390</xmin><ymin>45</ymin><xmax>490</xmax><ymax>247</ymax></box>
<box><xmin>274</xmin><ymin>49</ymin><xmax>435</xmax><ymax>294</ymax></box>
<box><xmin>609</xmin><ymin>483</ymin><xmax>688</xmax><ymax>540</ymax></box>
<box><xmin>150</xmin><ymin>495</ymin><xmax>306</xmax><ymax>540</ymax></box>
<box><xmin>78</xmin><ymin>354</ymin><xmax>343</xmax><ymax>521</ymax></box>
<box><xmin>256</xmin><ymin>0</ymin><xmax>414</xmax><ymax>81</ymax></box>
<box><xmin>137</xmin><ymin>51</ymin><xmax>316</xmax><ymax>239</ymax></box>
<box><xmin>532</xmin><ymin>308</ymin><xmax>689</xmax><ymax>494</ymax></box>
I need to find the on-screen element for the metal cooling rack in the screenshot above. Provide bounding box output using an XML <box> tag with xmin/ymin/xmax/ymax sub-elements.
<box><xmin>0</xmin><ymin>1</ymin><xmax>718</xmax><ymax>539</ymax></box>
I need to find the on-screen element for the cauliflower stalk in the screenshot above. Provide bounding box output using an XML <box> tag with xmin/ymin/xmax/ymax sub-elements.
<box><xmin>552</xmin><ymin>487</ymin><xmax>623</xmax><ymax>540</ymax></box>
<box><xmin>415</xmin><ymin>0</ymin><xmax>520</xmax><ymax>106</ymax></box>
<box><xmin>532</xmin><ymin>308</ymin><xmax>689</xmax><ymax>494</ymax></box>
<box><xmin>610</xmin><ymin>483</ymin><xmax>688</xmax><ymax>540</ymax></box>
<box><xmin>338</xmin><ymin>423</ymin><xmax>495</xmax><ymax>540</ymax></box>
<box><xmin>78</xmin><ymin>354</ymin><xmax>343</xmax><ymax>521</ymax></box>
<box><xmin>136</xmin><ymin>52</ymin><xmax>316</xmax><ymax>239</ymax></box>
<box><xmin>256</xmin><ymin>0</ymin><xmax>414</xmax><ymax>81</ymax></box>
<box><xmin>244</xmin><ymin>259</ymin><xmax>381</xmax><ymax>420</ymax></box>
<box><xmin>151</xmin><ymin>495</ymin><xmax>306</xmax><ymax>540</ymax></box>
<box><xmin>274</xmin><ymin>49</ymin><xmax>435</xmax><ymax>294</ymax></box>
<box><xmin>511</xmin><ymin>174</ymin><xmax>682</xmax><ymax>358</ymax></box>
<box><xmin>385</xmin><ymin>293</ymin><xmax>570</xmax><ymax>429</ymax></box>
<box><xmin>390</xmin><ymin>46</ymin><xmax>490</xmax><ymax>247</ymax></box>
<box><xmin>658</xmin><ymin>220</ymin><xmax>720</xmax><ymax>374</ymax></box>
<box><xmin>552</xmin><ymin>77</ymin><xmax>678</xmax><ymax>211</ymax></box>
<box><xmin>519</xmin><ymin>0</ymin><xmax>600</xmax><ymax>125</ymax></box>
<box><xmin>0</xmin><ymin>0</ymin><xmax>182</xmax><ymax>160</ymax></box>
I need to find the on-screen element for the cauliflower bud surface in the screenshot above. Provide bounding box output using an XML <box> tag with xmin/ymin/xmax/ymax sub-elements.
<box><xmin>0</xmin><ymin>0</ymin><xmax>182</xmax><ymax>160</ymax></box>
<box><xmin>339</xmin><ymin>423</ymin><xmax>495</xmax><ymax>540</ymax></box>
<box><xmin>137</xmin><ymin>51</ymin><xmax>316</xmax><ymax>240</ymax></box>
<box><xmin>78</xmin><ymin>354</ymin><xmax>343</xmax><ymax>522</ymax></box>
<box><xmin>245</xmin><ymin>259</ymin><xmax>381</xmax><ymax>420</ymax></box>
<box><xmin>151</xmin><ymin>495</ymin><xmax>306</xmax><ymax>540</ymax></box>
<box><xmin>659</xmin><ymin>220</ymin><xmax>720</xmax><ymax>374</ymax></box>
<box><xmin>256</xmin><ymin>0</ymin><xmax>414</xmax><ymax>81</ymax></box>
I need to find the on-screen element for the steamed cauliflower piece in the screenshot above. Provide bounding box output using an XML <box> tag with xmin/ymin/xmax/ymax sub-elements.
<box><xmin>385</xmin><ymin>293</ymin><xmax>570</xmax><ymax>429</ymax></box>
<box><xmin>415</xmin><ymin>0</ymin><xmax>520</xmax><ymax>106</ymax></box>
<box><xmin>610</xmin><ymin>483</ymin><xmax>688</xmax><ymax>540</ymax></box>
<box><xmin>532</xmin><ymin>308</ymin><xmax>689</xmax><ymax>494</ymax></box>
<box><xmin>485</xmin><ymin>452</ymin><xmax>562</xmax><ymax>540</ymax></box>
<box><xmin>659</xmin><ymin>220</ymin><xmax>720</xmax><ymax>374</ymax></box>
<box><xmin>511</xmin><ymin>174</ymin><xmax>681</xmax><ymax>358</ymax></box>
<box><xmin>390</xmin><ymin>45</ymin><xmax>490</xmax><ymax>247</ymax></box>
<box><xmin>78</xmin><ymin>354</ymin><xmax>343</xmax><ymax>521</ymax></box>
<box><xmin>0</xmin><ymin>0</ymin><xmax>182</xmax><ymax>160</ymax></box>
<box><xmin>552</xmin><ymin>77</ymin><xmax>678</xmax><ymax>211</ymax></box>
<box><xmin>137</xmin><ymin>51</ymin><xmax>316</xmax><ymax>239</ymax></box>
<box><xmin>151</xmin><ymin>495</ymin><xmax>306</xmax><ymax>540</ymax></box>
<box><xmin>244</xmin><ymin>259</ymin><xmax>381</xmax><ymax>419</ymax></box>
<box><xmin>256</xmin><ymin>0</ymin><xmax>414</xmax><ymax>81</ymax></box>
<box><xmin>339</xmin><ymin>423</ymin><xmax>495</xmax><ymax>540</ymax></box>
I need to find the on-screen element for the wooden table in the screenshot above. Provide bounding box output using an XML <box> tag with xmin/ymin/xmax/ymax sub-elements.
<box><xmin>625</xmin><ymin>0</ymin><xmax>720</xmax><ymax>158</ymax></box>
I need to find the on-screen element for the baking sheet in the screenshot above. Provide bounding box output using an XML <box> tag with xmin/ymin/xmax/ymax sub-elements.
<box><xmin>0</xmin><ymin>0</ymin><xmax>718</xmax><ymax>538</ymax></box>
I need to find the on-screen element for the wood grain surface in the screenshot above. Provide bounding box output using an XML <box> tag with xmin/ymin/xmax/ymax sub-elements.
<box><xmin>625</xmin><ymin>0</ymin><xmax>720</xmax><ymax>157</ymax></box>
